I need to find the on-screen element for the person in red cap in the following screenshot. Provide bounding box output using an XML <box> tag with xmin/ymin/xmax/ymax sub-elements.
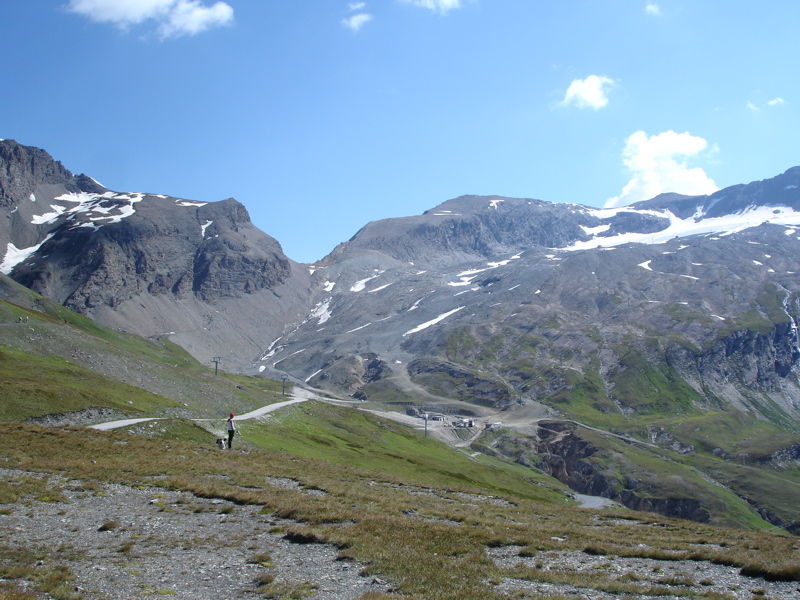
<box><xmin>227</xmin><ymin>413</ymin><xmax>236</xmax><ymax>450</ymax></box>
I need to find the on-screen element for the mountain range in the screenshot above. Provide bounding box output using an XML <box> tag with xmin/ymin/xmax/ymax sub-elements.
<box><xmin>3</xmin><ymin>138</ymin><xmax>800</xmax><ymax>531</ymax></box>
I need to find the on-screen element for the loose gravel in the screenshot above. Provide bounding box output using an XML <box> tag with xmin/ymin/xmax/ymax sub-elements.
<box><xmin>488</xmin><ymin>544</ymin><xmax>800</xmax><ymax>599</ymax></box>
<box><xmin>0</xmin><ymin>469</ymin><xmax>390</xmax><ymax>600</ymax></box>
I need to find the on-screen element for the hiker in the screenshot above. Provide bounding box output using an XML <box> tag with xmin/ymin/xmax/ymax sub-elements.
<box><xmin>227</xmin><ymin>413</ymin><xmax>236</xmax><ymax>450</ymax></box>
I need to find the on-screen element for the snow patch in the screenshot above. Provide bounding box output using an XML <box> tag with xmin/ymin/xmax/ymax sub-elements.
<box><xmin>407</xmin><ymin>298</ymin><xmax>424</xmax><ymax>312</ymax></box>
<box><xmin>31</xmin><ymin>204</ymin><xmax>67</xmax><ymax>224</ymax></box>
<box><xmin>580</xmin><ymin>224</ymin><xmax>611</xmax><ymax>236</ymax></box>
<box><xmin>368</xmin><ymin>282</ymin><xmax>394</xmax><ymax>293</ymax></box>
<box><xmin>351</xmin><ymin>272</ymin><xmax>383</xmax><ymax>292</ymax></box>
<box><xmin>310</xmin><ymin>299</ymin><xmax>333</xmax><ymax>324</ymax></box>
<box><xmin>0</xmin><ymin>234</ymin><xmax>55</xmax><ymax>274</ymax></box>
<box><xmin>566</xmin><ymin>205</ymin><xmax>800</xmax><ymax>252</ymax></box>
<box><xmin>30</xmin><ymin>191</ymin><xmax>144</xmax><ymax>228</ymax></box>
<box><xmin>403</xmin><ymin>306</ymin><xmax>465</xmax><ymax>337</ymax></box>
<box><xmin>201</xmin><ymin>220</ymin><xmax>213</xmax><ymax>237</ymax></box>
<box><xmin>323</xmin><ymin>281</ymin><xmax>336</xmax><ymax>292</ymax></box>
<box><xmin>305</xmin><ymin>369</ymin><xmax>323</xmax><ymax>383</ymax></box>
<box><xmin>638</xmin><ymin>260</ymin><xmax>653</xmax><ymax>271</ymax></box>
<box><xmin>454</xmin><ymin>287</ymin><xmax>479</xmax><ymax>297</ymax></box>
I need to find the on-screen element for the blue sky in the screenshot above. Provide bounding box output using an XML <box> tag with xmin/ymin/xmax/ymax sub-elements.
<box><xmin>3</xmin><ymin>1</ymin><xmax>799</xmax><ymax>263</ymax></box>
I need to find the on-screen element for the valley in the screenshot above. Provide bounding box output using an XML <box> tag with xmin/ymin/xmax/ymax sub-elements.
<box><xmin>2</xmin><ymin>139</ymin><xmax>800</xmax><ymax>598</ymax></box>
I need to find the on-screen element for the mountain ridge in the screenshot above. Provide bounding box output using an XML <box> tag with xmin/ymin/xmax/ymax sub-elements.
<box><xmin>3</xmin><ymin>138</ymin><xmax>800</xmax><ymax>530</ymax></box>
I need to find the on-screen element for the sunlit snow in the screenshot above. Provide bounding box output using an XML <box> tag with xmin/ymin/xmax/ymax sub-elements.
<box><xmin>323</xmin><ymin>281</ymin><xmax>335</xmax><ymax>292</ymax></box>
<box><xmin>30</xmin><ymin>191</ymin><xmax>145</xmax><ymax>228</ymax></box>
<box><xmin>454</xmin><ymin>287</ymin><xmax>478</xmax><ymax>297</ymax></box>
<box><xmin>0</xmin><ymin>234</ymin><xmax>55</xmax><ymax>274</ymax></box>
<box><xmin>566</xmin><ymin>205</ymin><xmax>800</xmax><ymax>251</ymax></box>
<box><xmin>448</xmin><ymin>254</ymin><xmax>521</xmax><ymax>287</ymax></box>
<box><xmin>351</xmin><ymin>272</ymin><xmax>382</xmax><ymax>292</ymax></box>
<box><xmin>201</xmin><ymin>220</ymin><xmax>213</xmax><ymax>237</ymax></box>
<box><xmin>310</xmin><ymin>299</ymin><xmax>332</xmax><ymax>324</ymax></box>
<box><xmin>368</xmin><ymin>283</ymin><xmax>394</xmax><ymax>293</ymax></box>
<box><xmin>305</xmin><ymin>369</ymin><xmax>323</xmax><ymax>383</ymax></box>
<box><xmin>402</xmin><ymin>306</ymin><xmax>465</xmax><ymax>337</ymax></box>
<box><xmin>31</xmin><ymin>204</ymin><xmax>67</xmax><ymax>224</ymax></box>
<box><xmin>638</xmin><ymin>260</ymin><xmax>653</xmax><ymax>271</ymax></box>
<box><xmin>580</xmin><ymin>224</ymin><xmax>611</xmax><ymax>236</ymax></box>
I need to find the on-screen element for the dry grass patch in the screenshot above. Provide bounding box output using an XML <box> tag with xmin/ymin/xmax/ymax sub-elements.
<box><xmin>2</xmin><ymin>423</ymin><xmax>800</xmax><ymax>600</ymax></box>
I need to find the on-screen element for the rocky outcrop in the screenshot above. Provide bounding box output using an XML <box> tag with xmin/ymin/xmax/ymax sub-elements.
<box><xmin>308</xmin><ymin>352</ymin><xmax>391</xmax><ymax>396</ymax></box>
<box><xmin>0</xmin><ymin>140</ymin><xmax>72</xmax><ymax>208</ymax></box>
<box><xmin>407</xmin><ymin>358</ymin><xmax>514</xmax><ymax>408</ymax></box>
<box><xmin>532</xmin><ymin>423</ymin><xmax>711</xmax><ymax>523</ymax></box>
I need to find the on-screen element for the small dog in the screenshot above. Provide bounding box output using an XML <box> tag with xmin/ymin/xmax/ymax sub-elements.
<box><xmin>216</xmin><ymin>438</ymin><xmax>227</xmax><ymax>450</ymax></box>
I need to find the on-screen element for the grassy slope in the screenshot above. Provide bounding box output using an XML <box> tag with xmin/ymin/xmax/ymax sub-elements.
<box><xmin>2</xmin><ymin>417</ymin><xmax>800</xmax><ymax>600</ymax></box>
<box><xmin>0</xmin><ymin>345</ymin><xmax>182</xmax><ymax>420</ymax></box>
<box><xmin>0</xmin><ymin>293</ymin><xmax>285</xmax><ymax>421</ymax></box>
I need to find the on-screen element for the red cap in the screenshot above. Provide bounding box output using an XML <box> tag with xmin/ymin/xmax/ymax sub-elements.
<box><xmin>230</xmin><ymin>413</ymin><xmax>234</xmax><ymax>417</ymax></box>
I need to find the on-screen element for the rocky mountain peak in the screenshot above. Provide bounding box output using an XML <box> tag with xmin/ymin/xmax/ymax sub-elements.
<box><xmin>0</xmin><ymin>139</ymin><xmax>73</xmax><ymax>208</ymax></box>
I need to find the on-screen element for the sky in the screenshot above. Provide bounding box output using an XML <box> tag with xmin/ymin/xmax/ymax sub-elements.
<box><xmin>3</xmin><ymin>1</ymin><xmax>800</xmax><ymax>263</ymax></box>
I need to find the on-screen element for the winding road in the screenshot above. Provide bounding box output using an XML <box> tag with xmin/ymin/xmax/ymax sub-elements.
<box><xmin>88</xmin><ymin>388</ymin><xmax>318</xmax><ymax>431</ymax></box>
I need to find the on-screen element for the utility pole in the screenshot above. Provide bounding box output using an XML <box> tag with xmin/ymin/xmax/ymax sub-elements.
<box><xmin>212</xmin><ymin>356</ymin><xmax>221</xmax><ymax>377</ymax></box>
<box><xmin>281</xmin><ymin>374</ymin><xmax>288</xmax><ymax>396</ymax></box>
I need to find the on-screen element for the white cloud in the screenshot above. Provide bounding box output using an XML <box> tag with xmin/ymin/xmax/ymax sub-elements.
<box><xmin>747</xmin><ymin>101</ymin><xmax>760</xmax><ymax>111</ymax></box>
<box><xmin>342</xmin><ymin>12</ymin><xmax>372</xmax><ymax>31</ymax></box>
<box><xmin>348</xmin><ymin>2</ymin><xmax>366</xmax><ymax>9</ymax></box>
<box><xmin>768</xmin><ymin>97</ymin><xmax>786</xmax><ymax>106</ymax></box>
<box><xmin>67</xmin><ymin>0</ymin><xmax>233</xmax><ymax>38</ymax></box>
<box><xmin>645</xmin><ymin>3</ymin><xmax>662</xmax><ymax>16</ymax></box>
<box><xmin>400</xmin><ymin>0</ymin><xmax>463</xmax><ymax>15</ymax></box>
<box><xmin>560</xmin><ymin>75</ymin><xmax>615</xmax><ymax>110</ymax></box>
<box><xmin>605</xmin><ymin>130</ymin><xmax>719</xmax><ymax>208</ymax></box>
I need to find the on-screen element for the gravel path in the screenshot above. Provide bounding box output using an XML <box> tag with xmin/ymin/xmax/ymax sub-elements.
<box><xmin>0</xmin><ymin>469</ymin><xmax>390</xmax><ymax>600</ymax></box>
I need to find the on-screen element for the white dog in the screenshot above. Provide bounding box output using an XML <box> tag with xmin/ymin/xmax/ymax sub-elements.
<box><xmin>216</xmin><ymin>438</ymin><xmax>227</xmax><ymax>450</ymax></box>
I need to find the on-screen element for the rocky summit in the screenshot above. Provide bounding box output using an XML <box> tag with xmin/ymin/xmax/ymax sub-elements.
<box><xmin>3</xmin><ymin>138</ymin><xmax>800</xmax><ymax>530</ymax></box>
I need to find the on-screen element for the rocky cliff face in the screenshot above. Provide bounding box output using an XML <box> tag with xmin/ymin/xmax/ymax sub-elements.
<box><xmin>0</xmin><ymin>140</ymin><xmax>72</xmax><ymax>209</ymax></box>
<box><xmin>533</xmin><ymin>423</ymin><xmax>711</xmax><ymax>523</ymax></box>
<box><xmin>0</xmin><ymin>139</ymin><xmax>311</xmax><ymax>367</ymax></box>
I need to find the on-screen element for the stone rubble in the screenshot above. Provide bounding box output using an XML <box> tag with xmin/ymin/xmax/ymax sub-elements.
<box><xmin>0</xmin><ymin>470</ymin><xmax>390</xmax><ymax>600</ymax></box>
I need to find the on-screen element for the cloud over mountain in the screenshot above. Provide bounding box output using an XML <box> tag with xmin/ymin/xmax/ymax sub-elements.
<box><xmin>606</xmin><ymin>130</ymin><xmax>719</xmax><ymax>208</ymax></box>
